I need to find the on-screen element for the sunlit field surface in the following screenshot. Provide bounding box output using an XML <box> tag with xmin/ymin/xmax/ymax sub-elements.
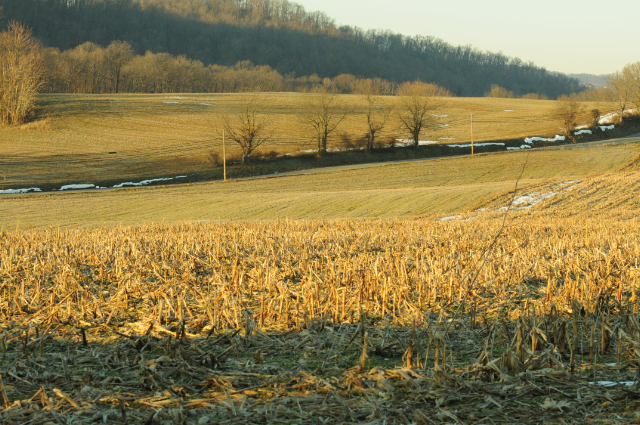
<box><xmin>0</xmin><ymin>93</ymin><xmax>599</xmax><ymax>189</ymax></box>
<box><xmin>1</xmin><ymin>143</ymin><xmax>637</xmax><ymax>229</ymax></box>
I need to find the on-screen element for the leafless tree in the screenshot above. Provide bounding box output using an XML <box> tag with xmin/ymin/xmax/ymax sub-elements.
<box><xmin>396</xmin><ymin>83</ymin><xmax>441</xmax><ymax>148</ymax></box>
<box><xmin>607</xmin><ymin>70</ymin><xmax>634</xmax><ymax>123</ymax></box>
<box><xmin>553</xmin><ymin>95</ymin><xmax>584</xmax><ymax>140</ymax></box>
<box><xmin>301</xmin><ymin>90</ymin><xmax>350</xmax><ymax>155</ymax></box>
<box><xmin>221</xmin><ymin>94</ymin><xmax>273</xmax><ymax>165</ymax></box>
<box><xmin>0</xmin><ymin>21</ymin><xmax>45</xmax><ymax>125</ymax></box>
<box><xmin>104</xmin><ymin>41</ymin><xmax>134</xmax><ymax>93</ymax></box>
<box><xmin>625</xmin><ymin>62</ymin><xmax>640</xmax><ymax>113</ymax></box>
<box><xmin>362</xmin><ymin>89</ymin><xmax>391</xmax><ymax>151</ymax></box>
<box><xmin>485</xmin><ymin>84</ymin><xmax>515</xmax><ymax>98</ymax></box>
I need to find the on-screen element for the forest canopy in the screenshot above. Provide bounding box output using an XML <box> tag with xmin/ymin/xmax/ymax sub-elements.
<box><xmin>0</xmin><ymin>0</ymin><xmax>584</xmax><ymax>98</ymax></box>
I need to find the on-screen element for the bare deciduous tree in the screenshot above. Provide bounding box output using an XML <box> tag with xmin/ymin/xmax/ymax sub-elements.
<box><xmin>221</xmin><ymin>94</ymin><xmax>272</xmax><ymax>165</ymax></box>
<box><xmin>362</xmin><ymin>89</ymin><xmax>391</xmax><ymax>151</ymax></box>
<box><xmin>301</xmin><ymin>91</ymin><xmax>349</xmax><ymax>155</ymax></box>
<box><xmin>553</xmin><ymin>95</ymin><xmax>584</xmax><ymax>141</ymax></box>
<box><xmin>104</xmin><ymin>41</ymin><xmax>134</xmax><ymax>93</ymax></box>
<box><xmin>607</xmin><ymin>70</ymin><xmax>634</xmax><ymax>123</ymax></box>
<box><xmin>0</xmin><ymin>21</ymin><xmax>45</xmax><ymax>125</ymax></box>
<box><xmin>625</xmin><ymin>62</ymin><xmax>640</xmax><ymax>113</ymax></box>
<box><xmin>485</xmin><ymin>84</ymin><xmax>515</xmax><ymax>98</ymax></box>
<box><xmin>396</xmin><ymin>83</ymin><xmax>441</xmax><ymax>148</ymax></box>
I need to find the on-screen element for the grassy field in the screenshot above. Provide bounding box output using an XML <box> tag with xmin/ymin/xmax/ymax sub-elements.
<box><xmin>0</xmin><ymin>93</ymin><xmax>605</xmax><ymax>190</ymax></box>
<box><xmin>1</xmin><ymin>142</ymin><xmax>638</xmax><ymax>229</ymax></box>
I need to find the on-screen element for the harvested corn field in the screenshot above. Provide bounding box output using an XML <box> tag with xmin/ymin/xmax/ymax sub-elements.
<box><xmin>2</xmin><ymin>212</ymin><xmax>640</xmax><ymax>424</ymax></box>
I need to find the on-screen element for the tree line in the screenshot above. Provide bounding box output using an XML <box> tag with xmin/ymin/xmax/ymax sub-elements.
<box><xmin>42</xmin><ymin>40</ymin><xmax>455</xmax><ymax>95</ymax></box>
<box><xmin>0</xmin><ymin>0</ymin><xmax>583</xmax><ymax>98</ymax></box>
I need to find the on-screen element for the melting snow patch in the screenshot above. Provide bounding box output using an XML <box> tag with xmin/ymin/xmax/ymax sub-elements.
<box><xmin>0</xmin><ymin>187</ymin><xmax>41</xmax><ymax>194</ymax></box>
<box><xmin>590</xmin><ymin>381</ymin><xmax>636</xmax><ymax>387</ymax></box>
<box><xmin>574</xmin><ymin>129</ymin><xmax>592</xmax><ymax>135</ymax></box>
<box><xmin>504</xmin><ymin>110</ymin><xmax>515</xmax><ymax>112</ymax></box>
<box><xmin>524</xmin><ymin>135</ymin><xmax>565</xmax><ymax>144</ymax></box>
<box><xmin>575</xmin><ymin>125</ymin><xmax>589</xmax><ymax>130</ymax></box>
<box><xmin>396</xmin><ymin>139</ymin><xmax>439</xmax><ymax>146</ymax></box>
<box><xmin>447</xmin><ymin>143</ymin><xmax>505</xmax><ymax>148</ymax></box>
<box><xmin>59</xmin><ymin>184</ymin><xmax>95</xmax><ymax>191</ymax></box>
<box><xmin>164</xmin><ymin>101</ymin><xmax>180</xmax><ymax>104</ymax></box>
<box><xmin>599</xmin><ymin>110</ymin><xmax>636</xmax><ymax>124</ymax></box>
<box><xmin>431</xmin><ymin>114</ymin><xmax>449</xmax><ymax>118</ymax></box>
<box><xmin>176</xmin><ymin>175</ymin><xmax>187</xmax><ymax>178</ymax></box>
<box><xmin>512</xmin><ymin>192</ymin><xmax>557</xmax><ymax>209</ymax></box>
<box><xmin>556</xmin><ymin>180</ymin><xmax>579</xmax><ymax>188</ymax></box>
<box><xmin>438</xmin><ymin>215</ymin><xmax>461</xmax><ymax>222</ymax></box>
<box><xmin>199</xmin><ymin>103</ymin><xmax>213</xmax><ymax>106</ymax></box>
<box><xmin>507</xmin><ymin>145</ymin><xmax>532</xmax><ymax>150</ymax></box>
<box><xmin>600</xmin><ymin>125</ymin><xmax>615</xmax><ymax>131</ymax></box>
<box><xmin>113</xmin><ymin>178</ymin><xmax>175</xmax><ymax>188</ymax></box>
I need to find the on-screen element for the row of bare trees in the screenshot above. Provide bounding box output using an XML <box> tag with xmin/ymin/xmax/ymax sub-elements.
<box><xmin>0</xmin><ymin>20</ymin><xmax>45</xmax><ymax>125</ymax></box>
<box><xmin>222</xmin><ymin>86</ymin><xmax>443</xmax><ymax>164</ymax></box>
<box><xmin>43</xmin><ymin>41</ymin><xmax>456</xmax><ymax>97</ymax></box>
<box><xmin>485</xmin><ymin>84</ymin><xmax>549</xmax><ymax>100</ymax></box>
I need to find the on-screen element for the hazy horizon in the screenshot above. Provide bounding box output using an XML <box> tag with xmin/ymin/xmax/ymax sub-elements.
<box><xmin>296</xmin><ymin>0</ymin><xmax>638</xmax><ymax>76</ymax></box>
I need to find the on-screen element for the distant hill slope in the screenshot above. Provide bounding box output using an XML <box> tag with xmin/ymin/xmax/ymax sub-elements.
<box><xmin>567</xmin><ymin>73</ymin><xmax>608</xmax><ymax>88</ymax></box>
<box><xmin>0</xmin><ymin>0</ymin><xmax>584</xmax><ymax>97</ymax></box>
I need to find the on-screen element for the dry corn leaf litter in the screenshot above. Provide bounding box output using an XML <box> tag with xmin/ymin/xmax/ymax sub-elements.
<box><xmin>1</xmin><ymin>215</ymin><xmax>640</xmax><ymax>424</ymax></box>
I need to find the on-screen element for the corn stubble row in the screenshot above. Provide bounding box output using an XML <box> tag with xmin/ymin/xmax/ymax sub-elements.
<box><xmin>1</xmin><ymin>215</ymin><xmax>640</xmax><ymax>423</ymax></box>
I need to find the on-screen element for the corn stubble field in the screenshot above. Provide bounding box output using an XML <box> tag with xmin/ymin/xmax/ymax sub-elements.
<box><xmin>3</xmin><ymin>154</ymin><xmax>640</xmax><ymax>424</ymax></box>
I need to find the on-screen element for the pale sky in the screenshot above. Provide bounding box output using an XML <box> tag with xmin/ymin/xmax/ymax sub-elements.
<box><xmin>295</xmin><ymin>0</ymin><xmax>639</xmax><ymax>75</ymax></box>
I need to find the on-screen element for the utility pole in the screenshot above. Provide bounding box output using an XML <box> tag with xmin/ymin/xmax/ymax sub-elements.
<box><xmin>223</xmin><ymin>129</ymin><xmax>227</xmax><ymax>182</ymax></box>
<box><xmin>471</xmin><ymin>113</ymin><xmax>474</xmax><ymax>155</ymax></box>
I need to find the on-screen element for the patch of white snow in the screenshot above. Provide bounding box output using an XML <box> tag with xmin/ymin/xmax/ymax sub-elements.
<box><xmin>0</xmin><ymin>187</ymin><xmax>42</xmax><ymax>194</ymax></box>
<box><xmin>512</xmin><ymin>191</ymin><xmax>558</xmax><ymax>209</ymax></box>
<box><xmin>112</xmin><ymin>178</ymin><xmax>175</xmax><ymax>188</ymax></box>
<box><xmin>395</xmin><ymin>139</ymin><xmax>439</xmax><ymax>146</ymax></box>
<box><xmin>589</xmin><ymin>381</ymin><xmax>636</xmax><ymax>387</ymax></box>
<box><xmin>574</xmin><ymin>130</ymin><xmax>592</xmax><ymax>135</ymax></box>
<box><xmin>524</xmin><ymin>135</ymin><xmax>565</xmax><ymax>144</ymax></box>
<box><xmin>438</xmin><ymin>215</ymin><xmax>461</xmax><ymax>222</ymax></box>
<box><xmin>447</xmin><ymin>143</ymin><xmax>505</xmax><ymax>148</ymax></box>
<box><xmin>59</xmin><ymin>184</ymin><xmax>95</xmax><ymax>191</ymax></box>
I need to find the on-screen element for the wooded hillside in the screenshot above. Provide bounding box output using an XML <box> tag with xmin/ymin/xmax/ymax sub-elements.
<box><xmin>0</xmin><ymin>0</ymin><xmax>584</xmax><ymax>97</ymax></box>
